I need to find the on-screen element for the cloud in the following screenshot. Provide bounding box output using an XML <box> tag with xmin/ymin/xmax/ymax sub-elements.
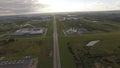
<box><xmin>0</xmin><ymin>0</ymin><xmax>120</xmax><ymax>16</ymax></box>
<box><xmin>0</xmin><ymin>0</ymin><xmax>48</xmax><ymax>15</ymax></box>
<box><xmin>77</xmin><ymin>0</ymin><xmax>120</xmax><ymax>11</ymax></box>
<box><xmin>93</xmin><ymin>0</ymin><xmax>120</xmax><ymax>11</ymax></box>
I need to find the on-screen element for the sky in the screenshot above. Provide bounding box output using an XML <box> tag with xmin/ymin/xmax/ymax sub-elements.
<box><xmin>0</xmin><ymin>0</ymin><xmax>120</xmax><ymax>16</ymax></box>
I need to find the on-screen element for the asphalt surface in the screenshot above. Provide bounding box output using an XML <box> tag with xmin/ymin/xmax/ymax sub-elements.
<box><xmin>53</xmin><ymin>16</ymin><xmax>61</xmax><ymax>68</ymax></box>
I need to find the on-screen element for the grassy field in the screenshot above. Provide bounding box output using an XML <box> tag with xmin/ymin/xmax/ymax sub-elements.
<box><xmin>58</xmin><ymin>32</ymin><xmax>120</xmax><ymax>68</ymax></box>
<box><xmin>56</xmin><ymin>17</ymin><xmax>76</xmax><ymax>68</ymax></box>
<box><xmin>60</xmin><ymin>16</ymin><xmax>120</xmax><ymax>34</ymax></box>
<box><xmin>66</xmin><ymin>32</ymin><xmax>120</xmax><ymax>68</ymax></box>
<box><xmin>57</xmin><ymin>15</ymin><xmax>120</xmax><ymax>68</ymax></box>
<box><xmin>59</xmin><ymin>37</ymin><xmax>76</xmax><ymax>68</ymax></box>
<box><xmin>0</xmin><ymin>17</ymin><xmax>53</xmax><ymax>68</ymax></box>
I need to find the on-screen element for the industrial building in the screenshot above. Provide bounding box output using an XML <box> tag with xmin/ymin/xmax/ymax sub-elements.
<box><xmin>13</xmin><ymin>28</ymin><xmax>45</xmax><ymax>36</ymax></box>
<box><xmin>0</xmin><ymin>56</ymin><xmax>33</xmax><ymax>68</ymax></box>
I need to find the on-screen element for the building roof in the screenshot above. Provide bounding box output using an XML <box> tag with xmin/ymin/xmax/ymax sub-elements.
<box><xmin>13</xmin><ymin>28</ymin><xmax>44</xmax><ymax>35</ymax></box>
<box><xmin>66</xmin><ymin>28</ymin><xmax>77</xmax><ymax>33</ymax></box>
<box><xmin>0</xmin><ymin>56</ymin><xmax>32</xmax><ymax>68</ymax></box>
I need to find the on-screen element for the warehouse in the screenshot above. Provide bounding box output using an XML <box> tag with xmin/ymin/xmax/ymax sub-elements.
<box><xmin>13</xmin><ymin>28</ymin><xmax>44</xmax><ymax>36</ymax></box>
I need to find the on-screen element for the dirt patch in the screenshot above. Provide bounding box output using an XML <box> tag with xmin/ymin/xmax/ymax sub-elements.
<box><xmin>45</xmin><ymin>47</ymin><xmax>52</xmax><ymax>58</ymax></box>
<box><xmin>95</xmin><ymin>62</ymin><xmax>103</xmax><ymax>68</ymax></box>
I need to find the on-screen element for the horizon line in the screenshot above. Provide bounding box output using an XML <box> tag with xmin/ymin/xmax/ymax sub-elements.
<box><xmin>0</xmin><ymin>10</ymin><xmax>120</xmax><ymax>17</ymax></box>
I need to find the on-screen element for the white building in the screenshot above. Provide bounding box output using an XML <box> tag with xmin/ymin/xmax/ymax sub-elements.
<box><xmin>65</xmin><ymin>28</ymin><xmax>77</xmax><ymax>34</ymax></box>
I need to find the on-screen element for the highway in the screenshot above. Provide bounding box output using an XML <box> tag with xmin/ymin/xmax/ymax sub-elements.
<box><xmin>53</xmin><ymin>16</ymin><xmax>61</xmax><ymax>68</ymax></box>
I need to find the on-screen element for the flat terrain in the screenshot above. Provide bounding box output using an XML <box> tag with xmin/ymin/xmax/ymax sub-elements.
<box><xmin>0</xmin><ymin>16</ymin><xmax>53</xmax><ymax>68</ymax></box>
<box><xmin>0</xmin><ymin>11</ymin><xmax>120</xmax><ymax>68</ymax></box>
<box><xmin>56</xmin><ymin>12</ymin><xmax>120</xmax><ymax>68</ymax></box>
<box><xmin>59</xmin><ymin>32</ymin><xmax>120</xmax><ymax>68</ymax></box>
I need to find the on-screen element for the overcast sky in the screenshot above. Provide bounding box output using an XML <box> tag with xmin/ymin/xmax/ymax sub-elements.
<box><xmin>0</xmin><ymin>0</ymin><xmax>120</xmax><ymax>16</ymax></box>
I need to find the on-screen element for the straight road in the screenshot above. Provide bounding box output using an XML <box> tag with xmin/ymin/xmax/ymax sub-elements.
<box><xmin>53</xmin><ymin>16</ymin><xmax>61</xmax><ymax>68</ymax></box>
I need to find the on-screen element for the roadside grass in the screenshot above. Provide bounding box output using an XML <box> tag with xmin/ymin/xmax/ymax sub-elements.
<box><xmin>56</xmin><ymin>19</ymin><xmax>65</xmax><ymax>37</ymax></box>
<box><xmin>37</xmin><ymin>18</ymin><xmax>53</xmax><ymax>68</ymax></box>
<box><xmin>46</xmin><ymin>19</ymin><xmax>53</xmax><ymax>37</ymax></box>
<box><xmin>59</xmin><ymin>37</ymin><xmax>76</xmax><ymax>68</ymax></box>
<box><xmin>37</xmin><ymin>37</ymin><xmax>53</xmax><ymax>68</ymax></box>
<box><xmin>57</xmin><ymin>18</ymin><xmax>76</xmax><ymax>68</ymax></box>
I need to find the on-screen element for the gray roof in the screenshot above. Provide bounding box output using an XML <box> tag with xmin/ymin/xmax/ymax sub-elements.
<box><xmin>13</xmin><ymin>28</ymin><xmax>44</xmax><ymax>36</ymax></box>
<box><xmin>0</xmin><ymin>56</ymin><xmax>32</xmax><ymax>68</ymax></box>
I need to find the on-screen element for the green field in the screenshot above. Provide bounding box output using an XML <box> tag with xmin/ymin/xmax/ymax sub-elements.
<box><xmin>57</xmin><ymin>14</ymin><xmax>120</xmax><ymax>68</ymax></box>
<box><xmin>0</xmin><ymin>17</ymin><xmax>53</xmax><ymax>68</ymax></box>
<box><xmin>59</xmin><ymin>32</ymin><xmax>120</xmax><ymax>68</ymax></box>
<box><xmin>58</xmin><ymin>14</ymin><xmax>120</xmax><ymax>34</ymax></box>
